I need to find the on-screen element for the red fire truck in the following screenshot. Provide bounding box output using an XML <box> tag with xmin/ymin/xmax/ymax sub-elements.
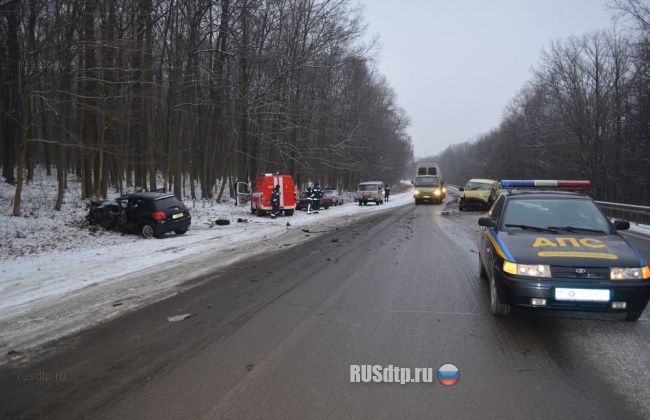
<box><xmin>245</xmin><ymin>173</ymin><xmax>296</xmax><ymax>217</ymax></box>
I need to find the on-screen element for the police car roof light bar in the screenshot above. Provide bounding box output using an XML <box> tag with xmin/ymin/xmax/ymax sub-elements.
<box><xmin>500</xmin><ymin>180</ymin><xmax>591</xmax><ymax>189</ymax></box>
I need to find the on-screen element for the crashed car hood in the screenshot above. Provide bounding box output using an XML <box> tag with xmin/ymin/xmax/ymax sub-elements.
<box><xmin>462</xmin><ymin>190</ymin><xmax>491</xmax><ymax>201</ymax></box>
<box><xmin>489</xmin><ymin>229</ymin><xmax>644</xmax><ymax>267</ymax></box>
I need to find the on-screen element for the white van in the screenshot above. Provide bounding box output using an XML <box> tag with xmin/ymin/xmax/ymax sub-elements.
<box><xmin>357</xmin><ymin>181</ymin><xmax>385</xmax><ymax>206</ymax></box>
<box><xmin>416</xmin><ymin>163</ymin><xmax>442</xmax><ymax>178</ymax></box>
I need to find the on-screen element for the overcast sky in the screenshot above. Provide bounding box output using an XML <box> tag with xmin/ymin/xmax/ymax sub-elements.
<box><xmin>361</xmin><ymin>0</ymin><xmax>617</xmax><ymax>158</ymax></box>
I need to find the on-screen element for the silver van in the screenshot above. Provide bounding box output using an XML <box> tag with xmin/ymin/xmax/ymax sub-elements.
<box><xmin>357</xmin><ymin>181</ymin><xmax>385</xmax><ymax>206</ymax></box>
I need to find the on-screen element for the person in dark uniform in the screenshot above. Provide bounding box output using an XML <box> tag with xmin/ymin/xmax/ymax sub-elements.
<box><xmin>311</xmin><ymin>183</ymin><xmax>323</xmax><ymax>213</ymax></box>
<box><xmin>306</xmin><ymin>186</ymin><xmax>313</xmax><ymax>213</ymax></box>
<box><xmin>271</xmin><ymin>184</ymin><xmax>280</xmax><ymax>218</ymax></box>
<box><xmin>385</xmin><ymin>184</ymin><xmax>391</xmax><ymax>202</ymax></box>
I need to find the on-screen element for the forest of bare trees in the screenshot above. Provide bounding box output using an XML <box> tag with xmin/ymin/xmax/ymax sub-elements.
<box><xmin>427</xmin><ymin>0</ymin><xmax>650</xmax><ymax>206</ymax></box>
<box><xmin>0</xmin><ymin>0</ymin><xmax>414</xmax><ymax>216</ymax></box>
<box><xmin>5</xmin><ymin>0</ymin><xmax>650</xmax><ymax>217</ymax></box>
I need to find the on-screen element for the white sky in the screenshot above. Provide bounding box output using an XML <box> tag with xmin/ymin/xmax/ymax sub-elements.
<box><xmin>362</xmin><ymin>0</ymin><xmax>617</xmax><ymax>158</ymax></box>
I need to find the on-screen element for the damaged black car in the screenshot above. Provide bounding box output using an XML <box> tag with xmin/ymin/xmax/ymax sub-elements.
<box><xmin>86</xmin><ymin>192</ymin><xmax>191</xmax><ymax>238</ymax></box>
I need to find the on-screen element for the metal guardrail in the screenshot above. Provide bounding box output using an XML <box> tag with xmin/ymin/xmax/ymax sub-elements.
<box><xmin>596</xmin><ymin>201</ymin><xmax>650</xmax><ymax>226</ymax></box>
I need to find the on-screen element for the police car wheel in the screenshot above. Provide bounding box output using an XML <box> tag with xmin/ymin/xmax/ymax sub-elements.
<box><xmin>625</xmin><ymin>308</ymin><xmax>644</xmax><ymax>322</ymax></box>
<box><xmin>478</xmin><ymin>256</ymin><xmax>487</xmax><ymax>279</ymax></box>
<box><xmin>489</xmin><ymin>274</ymin><xmax>510</xmax><ymax>315</ymax></box>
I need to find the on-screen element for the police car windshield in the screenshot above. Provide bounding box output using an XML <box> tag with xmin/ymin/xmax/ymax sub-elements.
<box><xmin>502</xmin><ymin>198</ymin><xmax>611</xmax><ymax>233</ymax></box>
<box><xmin>414</xmin><ymin>176</ymin><xmax>440</xmax><ymax>186</ymax></box>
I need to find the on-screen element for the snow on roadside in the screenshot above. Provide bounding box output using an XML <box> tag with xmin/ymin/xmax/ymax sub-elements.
<box><xmin>0</xmin><ymin>175</ymin><xmax>413</xmax><ymax>363</ymax></box>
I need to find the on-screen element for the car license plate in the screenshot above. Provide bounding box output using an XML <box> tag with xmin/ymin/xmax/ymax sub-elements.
<box><xmin>172</xmin><ymin>213</ymin><xmax>183</xmax><ymax>219</ymax></box>
<box><xmin>555</xmin><ymin>288</ymin><xmax>610</xmax><ymax>302</ymax></box>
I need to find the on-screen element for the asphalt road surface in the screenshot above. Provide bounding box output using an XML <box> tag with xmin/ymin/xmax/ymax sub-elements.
<box><xmin>2</xmin><ymin>196</ymin><xmax>650</xmax><ymax>419</ymax></box>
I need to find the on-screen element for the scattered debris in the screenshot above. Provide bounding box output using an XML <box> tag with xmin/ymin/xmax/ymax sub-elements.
<box><xmin>6</xmin><ymin>350</ymin><xmax>21</xmax><ymax>357</ymax></box>
<box><xmin>286</xmin><ymin>222</ymin><xmax>291</xmax><ymax>226</ymax></box>
<box><xmin>237</xmin><ymin>218</ymin><xmax>249</xmax><ymax>223</ymax></box>
<box><xmin>15</xmin><ymin>231</ymin><xmax>26</xmax><ymax>239</ymax></box>
<box><xmin>442</xmin><ymin>211</ymin><xmax>449</xmax><ymax>216</ymax></box>
<box><xmin>206</xmin><ymin>218</ymin><xmax>230</xmax><ymax>228</ymax></box>
<box><xmin>89</xmin><ymin>226</ymin><xmax>99</xmax><ymax>234</ymax></box>
<box><xmin>167</xmin><ymin>313</ymin><xmax>196</xmax><ymax>322</ymax></box>
<box><xmin>246</xmin><ymin>363</ymin><xmax>255</xmax><ymax>371</ymax></box>
<box><xmin>301</xmin><ymin>228</ymin><xmax>335</xmax><ymax>233</ymax></box>
<box><xmin>331</xmin><ymin>238</ymin><xmax>339</xmax><ymax>243</ymax></box>
<box><xmin>112</xmin><ymin>302</ymin><xmax>123</xmax><ymax>307</ymax></box>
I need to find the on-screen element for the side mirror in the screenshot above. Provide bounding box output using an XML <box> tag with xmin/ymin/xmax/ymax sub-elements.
<box><xmin>411</xmin><ymin>180</ymin><xmax>414</xmax><ymax>185</ymax></box>
<box><xmin>478</xmin><ymin>216</ymin><xmax>495</xmax><ymax>228</ymax></box>
<box><xmin>120</xmin><ymin>201</ymin><xmax>128</xmax><ymax>209</ymax></box>
<box><xmin>613</xmin><ymin>220</ymin><xmax>630</xmax><ymax>231</ymax></box>
<box><xmin>458</xmin><ymin>187</ymin><xmax>464</xmax><ymax>191</ymax></box>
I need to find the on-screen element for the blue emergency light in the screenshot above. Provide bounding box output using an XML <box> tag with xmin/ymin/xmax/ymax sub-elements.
<box><xmin>500</xmin><ymin>180</ymin><xmax>591</xmax><ymax>189</ymax></box>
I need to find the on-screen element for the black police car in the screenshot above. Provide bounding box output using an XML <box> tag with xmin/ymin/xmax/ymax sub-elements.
<box><xmin>478</xmin><ymin>180</ymin><xmax>650</xmax><ymax>321</ymax></box>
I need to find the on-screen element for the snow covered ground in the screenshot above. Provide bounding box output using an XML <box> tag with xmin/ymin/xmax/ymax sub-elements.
<box><xmin>0</xmin><ymin>173</ymin><xmax>413</xmax><ymax>363</ymax></box>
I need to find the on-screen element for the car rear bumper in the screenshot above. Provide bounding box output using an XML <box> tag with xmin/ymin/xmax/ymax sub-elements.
<box><xmin>495</xmin><ymin>273</ymin><xmax>650</xmax><ymax>312</ymax></box>
<box><xmin>154</xmin><ymin>217</ymin><xmax>191</xmax><ymax>235</ymax></box>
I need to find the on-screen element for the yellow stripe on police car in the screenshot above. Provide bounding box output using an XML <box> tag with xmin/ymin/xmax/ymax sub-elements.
<box><xmin>532</xmin><ymin>237</ymin><xmax>605</xmax><ymax>248</ymax></box>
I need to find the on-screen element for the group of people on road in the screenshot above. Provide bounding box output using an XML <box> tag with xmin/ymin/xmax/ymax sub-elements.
<box><xmin>271</xmin><ymin>182</ymin><xmax>390</xmax><ymax>218</ymax></box>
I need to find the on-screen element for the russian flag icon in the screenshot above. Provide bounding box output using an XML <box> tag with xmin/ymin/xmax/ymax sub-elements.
<box><xmin>437</xmin><ymin>364</ymin><xmax>459</xmax><ymax>386</ymax></box>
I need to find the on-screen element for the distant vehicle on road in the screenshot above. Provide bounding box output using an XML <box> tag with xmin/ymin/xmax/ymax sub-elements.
<box><xmin>323</xmin><ymin>189</ymin><xmax>344</xmax><ymax>207</ymax></box>
<box><xmin>357</xmin><ymin>181</ymin><xmax>385</xmax><ymax>206</ymax></box>
<box><xmin>412</xmin><ymin>175</ymin><xmax>446</xmax><ymax>204</ymax></box>
<box><xmin>458</xmin><ymin>178</ymin><xmax>499</xmax><ymax>211</ymax></box>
